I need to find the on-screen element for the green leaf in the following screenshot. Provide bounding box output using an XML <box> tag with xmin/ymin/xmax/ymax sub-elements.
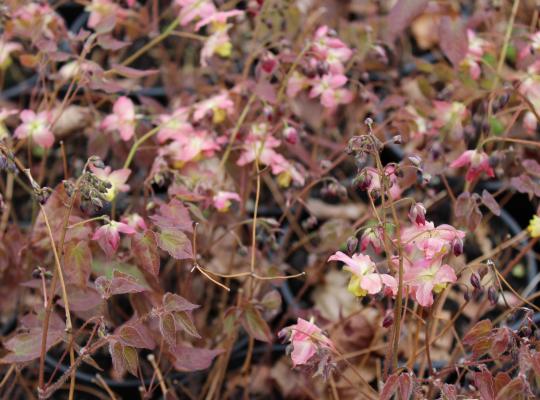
<box><xmin>132</xmin><ymin>231</ymin><xmax>160</xmax><ymax>276</ymax></box>
<box><xmin>155</xmin><ymin>228</ymin><xmax>193</xmax><ymax>260</ymax></box>
<box><xmin>64</xmin><ymin>240</ymin><xmax>92</xmax><ymax>286</ymax></box>
<box><xmin>122</xmin><ymin>345</ymin><xmax>139</xmax><ymax>376</ymax></box>
<box><xmin>241</xmin><ymin>304</ymin><xmax>272</xmax><ymax>343</ymax></box>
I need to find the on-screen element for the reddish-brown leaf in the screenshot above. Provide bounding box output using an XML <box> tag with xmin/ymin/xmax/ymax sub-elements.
<box><xmin>118</xmin><ymin>321</ymin><xmax>155</xmax><ymax>349</ymax></box>
<box><xmin>172</xmin><ymin>346</ymin><xmax>223</xmax><ymax>371</ymax></box>
<box><xmin>150</xmin><ymin>199</ymin><xmax>193</xmax><ymax>232</ymax></box>
<box><xmin>163</xmin><ymin>293</ymin><xmax>200</xmax><ymax>313</ymax></box>
<box><xmin>473</xmin><ymin>368</ymin><xmax>495</xmax><ymax>400</ymax></box>
<box><xmin>481</xmin><ymin>190</ymin><xmax>501</xmax><ymax>216</ymax></box>
<box><xmin>438</xmin><ymin>16</ymin><xmax>468</xmax><ymax>67</ymax></box>
<box><xmin>386</xmin><ymin>0</ymin><xmax>429</xmax><ymax>41</ymax></box>
<box><xmin>464</xmin><ymin>320</ymin><xmax>493</xmax><ymax>346</ymax></box>
<box><xmin>0</xmin><ymin>328</ymin><xmax>63</xmax><ymax>364</ymax></box>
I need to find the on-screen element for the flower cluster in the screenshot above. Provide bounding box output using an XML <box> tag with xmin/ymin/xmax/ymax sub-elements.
<box><xmin>237</xmin><ymin>123</ymin><xmax>305</xmax><ymax>187</ymax></box>
<box><xmin>329</xmin><ymin>203</ymin><xmax>463</xmax><ymax>307</ymax></box>
<box><xmin>287</xmin><ymin>26</ymin><xmax>353</xmax><ymax>109</ymax></box>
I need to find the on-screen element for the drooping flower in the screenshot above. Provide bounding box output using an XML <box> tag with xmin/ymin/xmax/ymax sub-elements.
<box><xmin>14</xmin><ymin>110</ymin><xmax>54</xmax><ymax>148</ymax></box>
<box><xmin>278</xmin><ymin>318</ymin><xmax>334</xmax><ymax>367</ymax></box>
<box><xmin>359</xmin><ymin>166</ymin><xmax>402</xmax><ymax>199</ymax></box>
<box><xmin>360</xmin><ymin>226</ymin><xmax>384</xmax><ymax>254</ymax></box>
<box><xmin>432</xmin><ymin>101</ymin><xmax>468</xmax><ymax>139</ymax></box>
<box><xmin>328</xmin><ymin>251</ymin><xmax>397</xmax><ymax>297</ymax></box>
<box><xmin>121</xmin><ymin>213</ymin><xmax>147</xmax><ymax>231</ymax></box>
<box><xmin>101</xmin><ymin>96</ymin><xmax>136</xmax><ymax>141</ymax></box>
<box><xmin>0</xmin><ymin>40</ymin><xmax>22</xmax><ymax>70</ymax></box>
<box><xmin>92</xmin><ymin>220</ymin><xmax>136</xmax><ymax>256</ymax></box>
<box><xmin>89</xmin><ymin>165</ymin><xmax>131</xmax><ymax>201</ymax></box>
<box><xmin>403</xmin><ymin>257</ymin><xmax>457</xmax><ymax>307</ymax></box>
<box><xmin>460</xmin><ymin>30</ymin><xmax>489</xmax><ymax>80</ymax></box>
<box><xmin>213</xmin><ymin>191</ymin><xmax>241</xmax><ymax>212</ymax></box>
<box><xmin>450</xmin><ymin>149</ymin><xmax>494</xmax><ymax>182</ymax></box>
<box><xmin>193</xmin><ymin>92</ymin><xmax>234</xmax><ymax>124</ymax></box>
<box><xmin>195</xmin><ymin>11</ymin><xmax>243</xmax><ymax>66</ymax></box>
<box><xmin>528</xmin><ymin>215</ymin><xmax>540</xmax><ymax>238</ymax></box>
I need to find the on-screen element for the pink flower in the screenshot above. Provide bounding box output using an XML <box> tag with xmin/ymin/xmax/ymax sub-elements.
<box><xmin>278</xmin><ymin>318</ymin><xmax>334</xmax><ymax>367</ymax></box>
<box><xmin>404</xmin><ymin>258</ymin><xmax>457</xmax><ymax>307</ymax></box>
<box><xmin>312</xmin><ymin>26</ymin><xmax>352</xmax><ymax>74</ymax></box>
<box><xmin>176</xmin><ymin>0</ymin><xmax>217</xmax><ymax>26</ymax></box>
<box><xmin>309</xmin><ymin>74</ymin><xmax>348</xmax><ymax>109</ymax></box>
<box><xmin>213</xmin><ymin>191</ymin><xmax>241</xmax><ymax>212</ymax></box>
<box><xmin>236</xmin><ymin>126</ymin><xmax>305</xmax><ymax>187</ymax></box>
<box><xmin>328</xmin><ymin>251</ymin><xmax>397</xmax><ymax>297</ymax></box>
<box><xmin>193</xmin><ymin>92</ymin><xmax>234</xmax><ymax>124</ymax></box>
<box><xmin>14</xmin><ymin>110</ymin><xmax>54</xmax><ymax>148</ymax></box>
<box><xmin>157</xmin><ymin>108</ymin><xmax>194</xmax><ymax>143</ymax></box>
<box><xmin>102</xmin><ymin>96</ymin><xmax>136</xmax><ymax>141</ymax></box>
<box><xmin>0</xmin><ymin>40</ymin><xmax>22</xmax><ymax>69</ymax></box>
<box><xmin>518</xmin><ymin>31</ymin><xmax>540</xmax><ymax>61</ymax></box>
<box><xmin>160</xmin><ymin>130</ymin><xmax>220</xmax><ymax>167</ymax></box>
<box><xmin>450</xmin><ymin>149</ymin><xmax>494</xmax><ymax>182</ymax></box>
<box><xmin>93</xmin><ymin>220</ymin><xmax>136</xmax><ymax>256</ymax></box>
<box><xmin>121</xmin><ymin>213</ymin><xmax>147</xmax><ymax>231</ymax></box>
<box><xmin>90</xmin><ymin>165</ymin><xmax>131</xmax><ymax>201</ymax></box>
<box><xmin>459</xmin><ymin>30</ymin><xmax>489</xmax><ymax>80</ymax></box>
<box><xmin>286</xmin><ymin>72</ymin><xmax>309</xmax><ymax>98</ymax></box>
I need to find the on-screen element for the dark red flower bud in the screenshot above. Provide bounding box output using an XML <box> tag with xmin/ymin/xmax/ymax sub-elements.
<box><xmin>346</xmin><ymin>236</ymin><xmax>358</xmax><ymax>255</ymax></box>
<box><xmin>382</xmin><ymin>311</ymin><xmax>394</xmax><ymax>328</ymax></box>
<box><xmin>488</xmin><ymin>287</ymin><xmax>498</xmax><ymax>306</ymax></box>
<box><xmin>452</xmin><ymin>237</ymin><xmax>464</xmax><ymax>256</ymax></box>
<box><xmin>470</xmin><ymin>273</ymin><xmax>481</xmax><ymax>290</ymax></box>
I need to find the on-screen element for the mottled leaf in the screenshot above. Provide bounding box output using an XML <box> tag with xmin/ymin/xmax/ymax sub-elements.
<box><xmin>132</xmin><ymin>231</ymin><xmax>160</xmax><ymax>276</ymax></box>
<box><xmin>64</xmin><ymin>240</ymin><xmax>92</xmax><ymax>286</ymax></box>
<box><xmin>155</xmin><ymin>229</ymin><xmax>193</xmax><ymax>260</ymax></box>
<box><xmin>118</xmin><ymin>321</ymin><xmax>155</xmax><ymax>349</ymax></box>
<box><xmin>473</xmin><ymin>367</ymin><xmax>495</xmax><ymax>400</ymax></box>
<box><xmin>150</xmin><ymin>199</ymin><xmax>193</xmax><ymax>232</ymax></box>
<box><xmin>464</xmin><ymin>320</ymin><xmax>492</xmax><ymax>346</ymax></box>
<box><xmin>163</xmin><ymin>293</ymin><xmax>199</xmax><ymax>313</ymax></box>
<box><xmin>160</xmin><ymin>312</ymin><xmax>177</xmax><ymax>346</ymax></box>
<box><xmin>173</xmin><ymin>311</ymin><xmax>201</xmax><ymax>338</ymax></box>
<box><xmin>95</xmin><ymin>270</ymin><xmax>148</xmax><ymax>299</ymax></box>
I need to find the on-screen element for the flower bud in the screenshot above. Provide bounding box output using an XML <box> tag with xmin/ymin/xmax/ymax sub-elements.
<box><xmin>488</xmin><ymin>287</ymin><xmax>498</xmax><ymax>306</ymax></box>
<box><xmin>408</xmin><ymin>203</ymin><xmax>426</xmax><ymax>225</ymax></box>
<box><xmin>470</xmin><ymin>273</ymin><xmax>481</xmax><ymax>290</ymax></box>
<box><xmin>346</xmin><ymin>236</ymin><xmax>358</xmax><ymax>255</ymax></box>
<box><xmin>452</xmin><ymin>237</ymin><xmax>464</xmax><ymax>256</ymax></box>
<box><xmin>382</xmin><ymin>310</ymin><xmax>394</xmax><ymax>328</ymax></box>
<box><xmin>283</xmin><ymin>126</ymin><xmax>298</xmax><ymax>145</ymax></box>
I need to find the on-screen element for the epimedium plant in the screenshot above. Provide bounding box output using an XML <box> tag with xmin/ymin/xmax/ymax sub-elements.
<box><xmin>0</xmin><ymin>0</ymin><xmax>539</xmax><ymax>399</ymax></box>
